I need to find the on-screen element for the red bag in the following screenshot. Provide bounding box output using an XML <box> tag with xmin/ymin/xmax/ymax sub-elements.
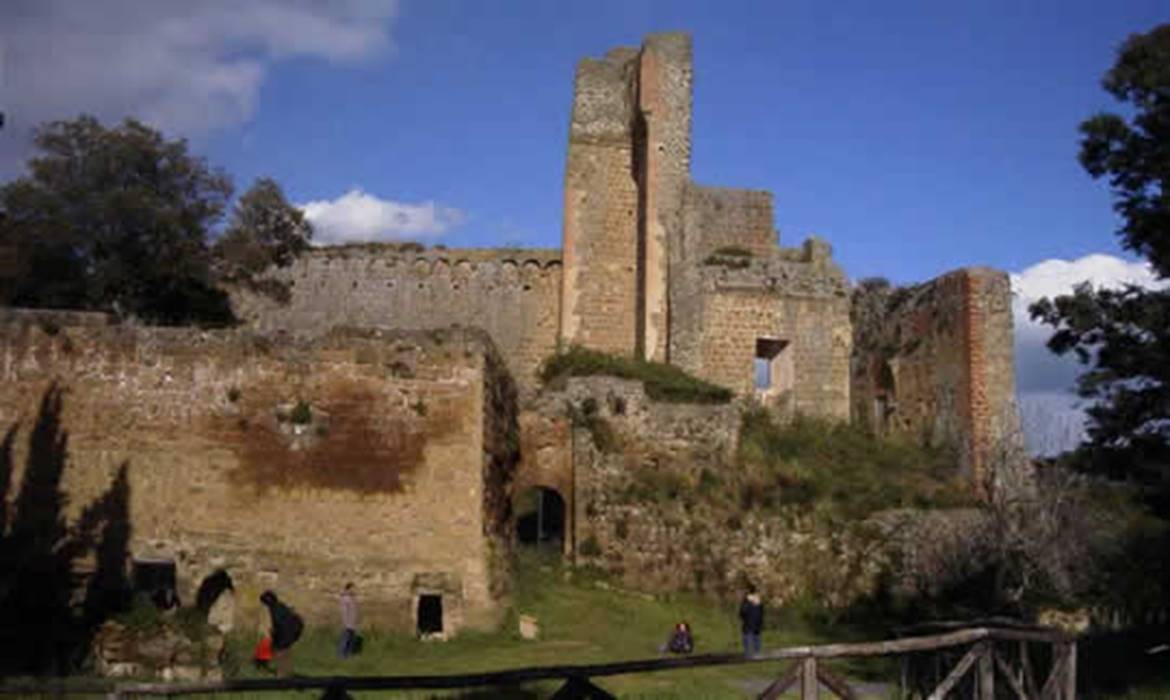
<box><xmin>253</xmin><ymin>636</ymin><xmax>273</xmax><ymax>662</ymax></box>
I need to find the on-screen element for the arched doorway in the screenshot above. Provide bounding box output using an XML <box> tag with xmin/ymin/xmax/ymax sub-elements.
<box><xmin>515</xmin><ymin>486</ymin><xmax>565</xmax><ymax>550</ymax></box>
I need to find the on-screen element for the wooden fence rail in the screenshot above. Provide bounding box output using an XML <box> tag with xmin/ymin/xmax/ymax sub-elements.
<box><xmin>0</xmin><ymin>626</ymin><xmax>1076</xmax><ymax>699</ymax></box>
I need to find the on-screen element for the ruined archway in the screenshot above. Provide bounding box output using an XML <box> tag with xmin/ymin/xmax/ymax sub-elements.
<box><xmin>514</xmin><ymin>486</ymin><xmax>566</xmax><ymax>551</ymax></box>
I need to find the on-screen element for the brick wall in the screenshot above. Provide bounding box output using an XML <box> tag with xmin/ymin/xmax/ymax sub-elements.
<box><xmin>639</xmin><ymin>33</ymin><xmax>692</xmax><ymax>362</ymax></box>
<box><xmin>0</xmin><ymin>313</ymin><xmax>515</xmax><ymax>634</ymax></box>
<box><xmin>685</xmin><ymin>185</ymin><xmax>777</xmax><ymax>259</ymax></box>
<box><xmin>560</xmin><ymin>48</ymin><xmax>641</xmax><ymax>358</ymax></box>
<box><xmin>851</xmin><ymin>268</ymin><xmax>1023</xmax><ymax>490</ymax></box>
<box><xmin>232</xmin><ymin>247</ymin><xmax>561</xmax><ymax>392</ymax></box>
<box><xmin>700</xmin><ymin>286</ymin><xmax>851</xmax><ymax>419</ymax></box>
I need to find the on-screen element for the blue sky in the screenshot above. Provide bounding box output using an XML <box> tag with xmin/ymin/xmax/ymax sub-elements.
<box><xmin>2</xmin><ymin>0</ymin><xmax>1167</xmax><ymax>451</ymax></box>
<box><xmin>193</xmin><ymin>0</ymin><xmax>1164</xmax><ymax>283</ymax></box>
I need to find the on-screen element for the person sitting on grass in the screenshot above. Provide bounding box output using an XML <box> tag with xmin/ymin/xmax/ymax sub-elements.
<box><xmin>661</xmin><ymin>621</ymin><xmax>694</xmax><ymax>654</ymax></box>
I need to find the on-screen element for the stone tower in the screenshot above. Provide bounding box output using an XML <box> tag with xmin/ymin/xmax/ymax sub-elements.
<box><xmin>560</xmin><ymin>33</ymin><xmax>693</xmax><ymax>362</ymax></box>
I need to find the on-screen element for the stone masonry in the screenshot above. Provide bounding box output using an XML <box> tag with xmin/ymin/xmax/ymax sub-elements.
<box><xmin>0</xmin><ymin>33</ymin><xmax>1024</xmax><ymax>633</ymax></box>
<box><xmin>0</xmin><ymin>310</ymin><xmax>516</xmax><ymax>634</ymax></box>
<box><xmin>852</xmin><ymin>268</ymin><xmax>1023</xmax><ymax>492</ymax></box>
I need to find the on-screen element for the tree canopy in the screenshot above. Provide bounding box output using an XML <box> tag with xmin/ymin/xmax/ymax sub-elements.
<box><xmin>213</xmin><ymin>177</ymin><xmax>313</xmax><ymax>303</ymax></box>
<box><xmin>1030</xmin><ymin>24</ymin><xmax>1170</xmax><ymax>510</ymax></box>
<box><xmin>0</xmin><ymin>116</ymin><xmax>310</xmax><ymax>325</ymax></box>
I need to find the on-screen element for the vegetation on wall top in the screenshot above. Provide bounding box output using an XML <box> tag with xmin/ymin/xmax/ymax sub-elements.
<box><xmin>702</xmin><ymin>246</ymin><xmax>754</xmax><ymax>269</ymax></box>
<box><xmin>733</xmin><ymin>409</ymin><xmax>971</xmax><ymax>520</ymax></box>
<box><xmin>540</xmin><ymin>346</ymin><xmax>733</xmax><ymax>404</ymax></box>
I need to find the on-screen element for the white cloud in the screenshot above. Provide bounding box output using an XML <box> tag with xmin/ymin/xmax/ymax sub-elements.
<box><xmin>1010</xmin><ymin>254</ymin><xmax>1165</xmax><ymax>454</ymax></box>
<box><xmin>300</xmin><ymin>189</ymin><xmax>467</xmax><ymax>244</ymax></box>
<box><xmin>0</xmin><ymin>0</ymin><xmax>399</xmax><ymax>173</ymax></box>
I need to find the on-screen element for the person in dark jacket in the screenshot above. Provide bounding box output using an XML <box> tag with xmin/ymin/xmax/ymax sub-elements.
<box><xmin>738</xmin><ymin>585</ymin><xmax>764</xmax><ymax>657</ymax></box>
<box><xmin>260</xmin><ymin>590</ymin><xmax>303</xmax><ymax>677</ymax></box>
<box><xmin>665</xmin><ymin>621</ymin><xmax>694</xmax><ymax>654</ymax></box>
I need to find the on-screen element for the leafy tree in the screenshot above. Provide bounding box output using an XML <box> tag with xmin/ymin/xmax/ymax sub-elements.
<box><xmin>1030</xmin><ymin>25</ymin><xmax>1170</xmax><ymax>510</ymax></box>
<box><xmin>213</xmin><ymin>177</ymin><xmax>312</xmax><ymax>302</ymax></box>
<box><xmin>0</xmin><ymin>116</ymin><xmax>234</xmax><ymax>325</ymax></box>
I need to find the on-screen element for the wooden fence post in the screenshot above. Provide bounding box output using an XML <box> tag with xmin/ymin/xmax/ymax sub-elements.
<box><xmin>1064</xmin><ymin>641</ymin><xmax>1077</xmax><ymax>700</ymax></box>
<box><xmin>800</xmin><ymin>657</ymin><xmax>818</xmax><ymax>700</ymax></box>
<box><xmin>978</xmin><ymin>642</ymin><xmax>994</xmax><ymax>700</ymax></box>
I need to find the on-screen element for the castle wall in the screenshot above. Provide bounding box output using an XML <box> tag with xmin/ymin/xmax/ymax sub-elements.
<box><xmin>673</xmin><ymin>241</ymin><xmax>852</xmax><ymax>421</ymax></box>
<box><xmin>685</xmin><ymin>185</ymin><xmax>778</xmax><ymax>259</ymax></box>
<box><xmin>638</xmin><ymin>33</ymin><xmax>692</xmax><ymax>362</ymax></box>
<box><xmin>560</xmin><ymin>49</ymin><xmax>641</xmax><ymax>358</ymax></box>
<box><xmin>671</xmin><ymin>183</ymin><xmax>783</xmax><ymax>378</ymax></box>
<box><xmin>702</xmin><ymin>287</ymin><xmax>851</xmax><ymax>419</ymax></box>
<box><xmin>0</xmin><ymin>311</ymin><xmax>515</xmax><ymax>633</ymax></box>
<box><xmin>232</xmin><ymin>247</ymin><xmax>561</xmax><ymax>391</ymax></box>
<box><xmin>851</xmin><ymin>268</ymin><xmax>1021</xmax><ymax>489</ymax></box>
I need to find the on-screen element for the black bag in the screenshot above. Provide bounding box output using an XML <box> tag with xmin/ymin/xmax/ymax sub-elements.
<box><xmin>349</xmin><ymin>633</ymin><xmax>364</xmax><ymax>655</ymax></box>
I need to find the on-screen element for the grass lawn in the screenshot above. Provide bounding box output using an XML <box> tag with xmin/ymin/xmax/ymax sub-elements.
<box><xmin>214</xmin><ymin>549</ymin><xmax>893</xmax><ymax>699</ymax></box>
<box><xmin>5</xmin><ymin>551</ymin><xmax>1165</xmax><ymax>698</ymax></box>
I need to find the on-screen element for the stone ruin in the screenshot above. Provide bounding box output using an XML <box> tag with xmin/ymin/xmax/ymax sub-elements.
<box><xmin>0</xmin><ymin>33</ymin><xmax>1021</xmax><ymax>640</ymax></box>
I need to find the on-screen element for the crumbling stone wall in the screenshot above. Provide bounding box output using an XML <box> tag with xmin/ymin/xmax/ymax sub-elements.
<box><xmin>685</xmin><ymin>185</ymin><xmax>777</xmax><ymax>259</ymax></box>
<box><xmin>232</xmin><ymin>246</ymin><xmax>561</xmax><ymax>391</ymax></box>
<box><xmin>851</xmin><ymin>268</ymin><xmax>1023</xmax><ymax>489</ymax></box>
<box><xmin>548</xmin><ymin>377</ymin><xmax>880</xmax><ymax>606</ymax></box>
<box><xmin>559</xmin><ymin>47</ymin><xmax>643</xmax><ymax>358</ymax></box>
<box><xmin>672</xmin><ymin>240</ymin><xmax>852</xmax><ymax>419</ymax></box>
<box><xmin>637</xmin><ymin>33</ymin><xmax>692</xmax><ymax>363</ymax></box>
<box><xmin>0</xmin><ymin>310</ymin><xmax>516</xmax><ymax>634</ymax></box>
<box><xmin>558</xmin><ymin>34</ymin><xmax>854</xmax><ymax>423</ymax></box>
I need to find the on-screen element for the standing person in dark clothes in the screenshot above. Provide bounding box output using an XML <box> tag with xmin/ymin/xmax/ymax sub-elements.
<box><xmin>337</xmin><ymin>582</ymin><xmax>359</xmax><ymax>659</ymax></box>
<box><xmin>739</xmin><ymin>585</ymin><xmax>764</xmax><ymax>657</ymax></box>
<box><xmin>259</xmin><ymin>590</ymin><xmax>303</xmax><ymax>677</ymax></box>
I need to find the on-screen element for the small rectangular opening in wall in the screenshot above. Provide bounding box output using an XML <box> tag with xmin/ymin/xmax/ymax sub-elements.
<box><xmin>754</xmin><ymin>338</ymin><xmax>791</xmax><ymax>393</ymax></box>
<box><xmin>417</xmin><ymin>594</ymin><xmax>443</xmax><ymax>636</ymax></box>
<box><xmin>133</xmin><ymin>559</ymin><xmax>178</xmax><ymax>609</ymax></box>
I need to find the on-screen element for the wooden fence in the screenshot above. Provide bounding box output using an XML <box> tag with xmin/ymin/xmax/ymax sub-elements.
<box><xmin>0</xmin><ymin>625</ymin><xmax>1076</xmax><ymax>699</ymax></box>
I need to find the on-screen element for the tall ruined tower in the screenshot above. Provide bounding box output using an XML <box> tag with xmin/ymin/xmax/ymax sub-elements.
<box><xmin>560</xmin><ymin>33</ymin><xmax>693</xmax><ymax>362</ymax></box>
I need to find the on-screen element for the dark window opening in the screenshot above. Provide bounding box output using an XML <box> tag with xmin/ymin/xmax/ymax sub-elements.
<box><xmin>515</xmin><ymin>487</ymin><xmax>566</xmax><ymax>550</ymax></box>
<box><xmin>754</xmin><ymin>338</ymin><xmax>791</xmax><ymax>392</ymax></box>
<box><xmin>417</xmin><ymin>594</ymin><xmax>443</xmax><ymax>635</ymax></box>
<box><xmin>133</xmin><ymin>559</ymin><xmax>179</xmax><ymax>610</ymax></box>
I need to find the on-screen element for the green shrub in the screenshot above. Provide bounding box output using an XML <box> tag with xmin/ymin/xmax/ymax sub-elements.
<box><xmin>578</xmin><ymin>536</ymin><xmax>602</xmax><ymax>557</ymax></box>
<box><xmin>290</xmin><ymin>400</ymin><xmax>312</xmax><ymax>425</ymax></box>
<box><xmin>734</xmin><ymin>409</ymin><xmax>971</xmax><ymax>519</ymax></box>
<box><xmin>702</xmin><ymin>246</ymin><xmax>754</xmax><ymax>269</ymax></box>
<box><xmin>116</xmin><ymin>593</ymin><xmax>165</xmax><ymax>633</ymax></box>
<box><xmin>174</xmin><ymin>606</ymin><xmax>214</xmax><ymax>641</ymax></box>
<box><xmin>625</xmin><ymin>469</ymin><xmax>689</xmax><ymax>504</ymax></box>
<box><xmin>540</xmin><ymin>346</ymin><xmax>732</xmax><ymax>404</ymax></box>
<box><xmin>698</xmin><ymin>468</ymin><xmax>722</xmax><ymax>491</ymax></box>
